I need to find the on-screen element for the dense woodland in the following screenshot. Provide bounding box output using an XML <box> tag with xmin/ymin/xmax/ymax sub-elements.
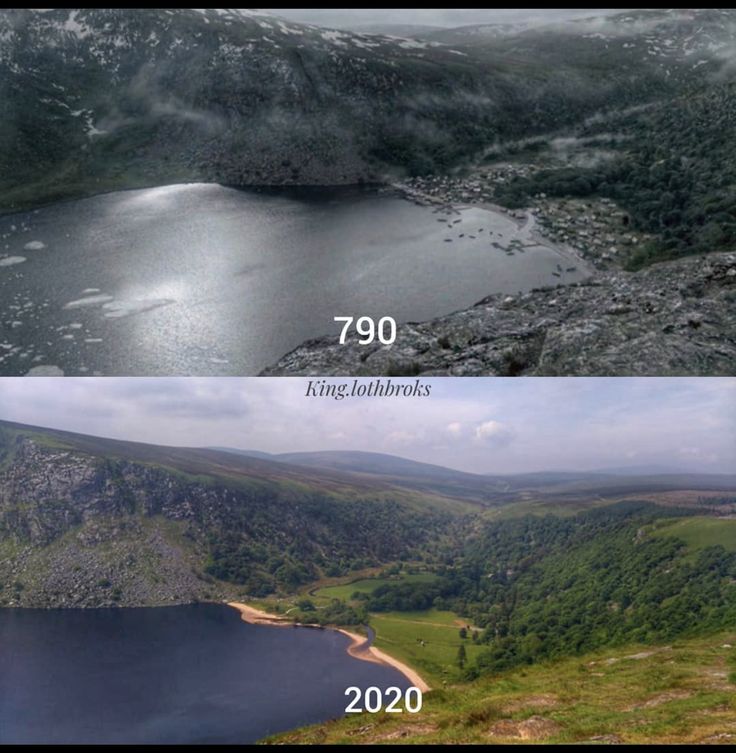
<box><xmin>353</xmin><ymin>502</ymin><xmax>736</xmax><ymax>676</ymax></box>
<box><xmin>203</xmin><ymin>495</ymin><xmax>459</xmax><ymax>596</ymax></box>
<box><xmin>495</xmin><ymin>83</ymin><xmax>736</xmax><ymax>268</ymax></box>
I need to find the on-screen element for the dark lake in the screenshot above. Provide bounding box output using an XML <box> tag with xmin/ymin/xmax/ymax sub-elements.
<box><xmin>0</xmin><ymin>184</ymin><xmax>587</xmax><ymax>376</ymax></box>
<box><xmin>0</xmin><ymin>603</ymin><xmax>409</xmax><ymax>744</ymax></box>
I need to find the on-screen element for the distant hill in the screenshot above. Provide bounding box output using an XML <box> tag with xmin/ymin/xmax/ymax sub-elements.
<box><xmin>210</xmin><ymin>446</ymin><xmax>736</xmax><ymax>504</ymax></box>
<box><xmin>206</xmin><ymin>447</ymin><xmax>275</xmax><ymax>462</ymax></box>
<box><xmin>2</xmin><ymin>419</ymin><xmax>734</xmax><ymax>612</ymax></box>
<box><xmin>345</xmin><ymin>23</ymin><xmax>442</xmax><ymax>39</ymax></box>
<box><xmin>277</xmin><ymin>449</ymin><xmax>482</xmax><ymax>479</ymax></box>
<box><xmin>2</xmin><ymin>7</ymin><xmax>735</xmax><ymax>211</ymax></box>
<box><xmin>0</xmin><ymin>419</ymin><xmax>470</xmax><ymax>608</ymax></box>
<box><xmin>425</xmin><ymin>21</ymin><xmax>533</xmax><ymax>44</ymax></box>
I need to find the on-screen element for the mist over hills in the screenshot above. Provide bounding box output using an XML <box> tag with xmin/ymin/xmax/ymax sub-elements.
<box><xmin>2</xmin><ymin>7</ymin><xmax>735</xmax><ymax>211</ymax></box>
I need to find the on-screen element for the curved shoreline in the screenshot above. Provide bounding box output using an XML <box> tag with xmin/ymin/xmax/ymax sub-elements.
<box><xmin>227</xmin><ymin>602</ymin><xmax>430</xmax><ymax>692</ymax></box>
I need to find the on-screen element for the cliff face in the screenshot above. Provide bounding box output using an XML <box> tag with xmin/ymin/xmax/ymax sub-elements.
<box><xmin>0</xmin><ymin>437</ymin><xmax>238</xmax><ymax>607</ymax></box>
<box><xmin>263</xmin><ymin>251</ymin><xmax>736</xmax><ymax>377</ymax></box>
<box><xmin>0</xmin><ymin>432</ymin><xmax>455</xmax><ymax>608</ymax></box>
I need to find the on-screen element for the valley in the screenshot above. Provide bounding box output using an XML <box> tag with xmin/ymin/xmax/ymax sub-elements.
<box><xmin>0</xmin><ymin>407</ymin><xmax>734</xmax><ymax>744</ymax></box>
<box><xmin>1</xmin><ymin>8</ymin><xmax>735</xmax><ymax>376</ymax></box>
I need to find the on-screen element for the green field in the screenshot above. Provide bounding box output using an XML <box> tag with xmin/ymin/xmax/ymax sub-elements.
<box><xmin>311</xmin><ymin>572</ymin><xmax>480</xmax><ymax>684</ymax></box>
<box><xmin>314</xmin><ymin>573</ymin><xmax>438</xmax><ymax>601</ymax></box>
<box><xmin>370</xmin><ymin>609</ymin><xmax>485</xmax><ymax>685</ymax></box>
<box><xmin>269</xmin><ymin>631</ymin><xmax>736</xmax><ymax>745</ymax></box>
<box><xmin>652</xmin><ymin>517</ymin><xmax>736</xmax><ymax>553</ymax></box>
<box><xmin>488</xmin><ymin>498</ymin><xmax>612</xmax><ymax>520</ymax></box>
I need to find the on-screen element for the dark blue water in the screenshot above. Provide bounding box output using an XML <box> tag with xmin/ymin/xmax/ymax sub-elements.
<box><xmin>0</xmin><ymin>604</ymin><xmax>409</xmax><ymax>744</ymax></box>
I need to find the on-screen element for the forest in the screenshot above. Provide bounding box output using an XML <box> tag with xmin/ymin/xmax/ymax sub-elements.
<box><xmin>348</xmin><ymin>502</ymin><xmax>736</xmax><ymax>676</ymax></box>
<box><xmin>495</xmin><ymin>83</ymin><xmax>736</xmax><ymax>268</ymax></box>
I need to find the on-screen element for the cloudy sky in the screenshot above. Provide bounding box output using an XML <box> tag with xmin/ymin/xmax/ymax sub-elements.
<box><xmin>264</xmin><ymin>8</ymin><xmax>622</xmax><ymax>30</ymax></box>
<box><xmin>0</xmin><ymin>377</ymin><xmax>733</xmax><ymax>475</ymax></box>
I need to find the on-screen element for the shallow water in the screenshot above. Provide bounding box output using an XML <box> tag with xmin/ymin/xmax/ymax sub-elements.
<box><xmin>0</xmin><ymin>184</ymin><xmax>586</xmax><ymax>375</ymax></box>
<box><xmin>0</xmin><ymin>603</ymin><xmax>409</xmax><ymax>744</ymax></box>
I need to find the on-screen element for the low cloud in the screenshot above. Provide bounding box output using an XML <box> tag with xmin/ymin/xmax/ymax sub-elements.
<box><xmin>446</xmin><ymin>421</ymin><xmax>463</xmax><ymax>437</ymax></box>
<box><xmin>266</xmin><ymin>9</ymin><xmax>624</xmax><ymax>31</ymax></box>
<box><xmin>0</xmin><ymin>377</ymin><xmax>733</xmax><ymax>475</ymax></box>
<box><xmin>474</xmin><ymin>419</ymin><xmax>513</xmax><ymax>446</ymax></box>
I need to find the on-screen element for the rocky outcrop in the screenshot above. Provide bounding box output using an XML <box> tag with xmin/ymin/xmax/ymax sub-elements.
<box><xmin>263</xmin><ymin>251</ymin><xmax>736</xmax><ymax>376</ymax></box>
<box><xmin>0</xmin><ymin>432</ymin><xmax>452</xmax><ymax>608</ymax></box>
<box><xmin>0</xmin><ymin>438</ymin><xmax>240</xmax><ymax>608</ymax></box>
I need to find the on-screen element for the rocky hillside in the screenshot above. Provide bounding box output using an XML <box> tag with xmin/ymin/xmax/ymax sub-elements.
<box><xmin>263</xmin><ymin>251</ymin><xmax>736</xmax><ymax>376</ymax></box>
<box><xmin>2</xmin><ymin>8</ymin><xmax>735</xmax><ymax>210</ymax></box>
<box><xmin>0</xmin><ymin>423</ymin><xmax>462</xmax><ymax>608</ymax></box>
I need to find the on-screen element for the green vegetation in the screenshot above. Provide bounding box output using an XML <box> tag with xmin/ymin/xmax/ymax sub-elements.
<box><xmin>433</xmin><ymin>503</ymin><xmax>736</xmax><ymax>676</ymax></box>
<box><xmin>651</xmin><ymin>517</ymin><xmax>736</xmax><ymax>554</ymax></box>
<box><xmin>3</xmin><ymin>417</ymin><xmax>736</xmax><ymax>738</ymax></box>
<box><xmin>270</xmin><ymin>631</ymin><xmax>736</xmax><ymax>744</ymax></box>
<box><xmin>370</xmin><ymin>609</ymin><xmax>484</xmax><ymax>685</ymax></box>
<box><xmin>293</xmin><ymin>571</ymin><xmax>482</xmax><ymax>683</ymax></box>
<box><xmin>298</xmin><ymin>503</ymin><xmax>736</xmax><ymax>685</ymax></box>
<box><xmin>315</xmin><ymin>573</ymin><xmax>438</xmax><ymax>602</ymax></box>
<box><xmin>496</xmin><ymin>83</ymin><xmax>736</xmax><ymax>268</ymax></box>
<box><xmin>203</xmin><ymin>497</ymin><xmax>456</xmax><ymax>595</ymax></box>
<box><xmin>0</xmin><ymin>420</ymin><xmax>465</xmax><ymax>599</ymax></box>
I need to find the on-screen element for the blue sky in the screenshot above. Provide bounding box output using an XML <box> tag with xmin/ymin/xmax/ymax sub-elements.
<box><xmin>0</xmin><ymin>377</ymin><xmax>733</xmax><ymax>475</ymax></box>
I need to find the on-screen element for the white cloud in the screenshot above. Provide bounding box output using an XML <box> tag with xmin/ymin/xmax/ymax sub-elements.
<box><xmin>446</xmin><ymin>421</ymin><xmax>463</xmax><ymax>437</ymax></box>
<box><xmin>0</xmin><ymin>377</ymin><xmax>733</xmax><ymax>475</ymax></box>
<box><xmin>474</xmin><ymin>419</ymin><xmax>513</xmax><ymax>445</ymax></box>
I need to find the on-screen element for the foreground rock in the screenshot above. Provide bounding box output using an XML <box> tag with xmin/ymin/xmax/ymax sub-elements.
<box><xmin>263</xmin><ymin>252</ymin><xmax>736</xmax><ymax>376</ymax></box>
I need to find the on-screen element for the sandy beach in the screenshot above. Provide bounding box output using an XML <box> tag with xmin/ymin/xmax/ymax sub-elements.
<box><xmin>228</xmin><ymin>602</ymin><xmax>430</xmax><ymax>692</ymax></box>
<box><xmin>227</xmin><ymin>601</ymin><xmax>293</xmax><ymax>626</ymax></box>
<box><xmin>337</xmin><ymin>627</ymin><xmax>430</xmax><ymax>692</ymax></box>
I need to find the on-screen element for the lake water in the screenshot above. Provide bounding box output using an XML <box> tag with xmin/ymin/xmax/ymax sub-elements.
<box><xmin>0</xmin><ymin>603</ymin><xmax>409</xmax><ymax>744</ymax></box>
<box><xmin>0</xmin><ymin>184</ymin><xmax>587</xmax><ymax>375</ymax></box>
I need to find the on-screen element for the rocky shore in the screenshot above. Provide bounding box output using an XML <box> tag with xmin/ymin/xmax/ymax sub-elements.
<box><xmin>263</xmin><ymin>250</ymin><xmax>736</xmax><ymax>376</ymax></box>
<box><xmin>390</xmin><ymin>172</ymin><xmax>654</xmax><ymax>271</ymax></box>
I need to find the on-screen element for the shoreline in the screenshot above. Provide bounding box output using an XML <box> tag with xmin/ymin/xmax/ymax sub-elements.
<box><xmin>391</xmin><ymin>180</ymin><xmax>592</xmax><ymax>276</ymax></box>
<box><xmin>227</xmin><ymin>602</ymin><xmax>430</xmax><ymax>692</ymax></box>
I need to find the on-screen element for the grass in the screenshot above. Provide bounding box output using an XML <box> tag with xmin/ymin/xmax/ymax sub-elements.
<box><xmin>651</xmin><ymin>517</ymin><xmax>736</xmax><ymax>554</ymax></box>
<box><xmin>266</xmin><ymin>631</ymin><xmax>736</xmax><ymax>745</ymax></box>
<box><xmin>314</xmin><ymin>573</ymin><xmax>438</xmax><ymax>601</ymax></box>
<box><xmin>256</xmin><ymin>571</ymin><xmax>478</xmax><ymax>684</ymax></box>
<box><xmin>370</xmin><ymin>609</ymin><xmax>485</xmax><ymax>685</ymax></box>
<box><xmin>312</xmin><ymin>572</ymin><xmax>482</xmax><ymax>685</ymax></box>
<box><xmin>488</xmin><ymin>497</ymin><xmax>612</xmax><ymax>520</ymax></box>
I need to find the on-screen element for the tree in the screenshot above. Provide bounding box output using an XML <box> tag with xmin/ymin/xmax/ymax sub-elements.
<box><xmin>457</xmin><ymin>644</ymin><xmax>467</xmax><ymax>669</ymax></box>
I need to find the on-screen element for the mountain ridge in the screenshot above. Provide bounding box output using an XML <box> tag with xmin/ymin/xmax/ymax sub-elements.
<box><xmin>3</xmin><ymin>8</ymin><xmax>735</xmax><ymax>211</ymax></box>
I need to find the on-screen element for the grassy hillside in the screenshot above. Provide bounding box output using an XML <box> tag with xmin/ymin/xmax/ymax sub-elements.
<box><xmin>652</xmin><ymin>518</ymin><xmax>736</xmax><ymax>554</ymax></box>
<box><xmin>269</xmin><ymin>631</ymin><xmax>736</xmax><ymax>744</ymax></box>
<box><xmin>369</xmin><ymin>609</ymin><xmax>485</xmax><ymax>686</ymax></box>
